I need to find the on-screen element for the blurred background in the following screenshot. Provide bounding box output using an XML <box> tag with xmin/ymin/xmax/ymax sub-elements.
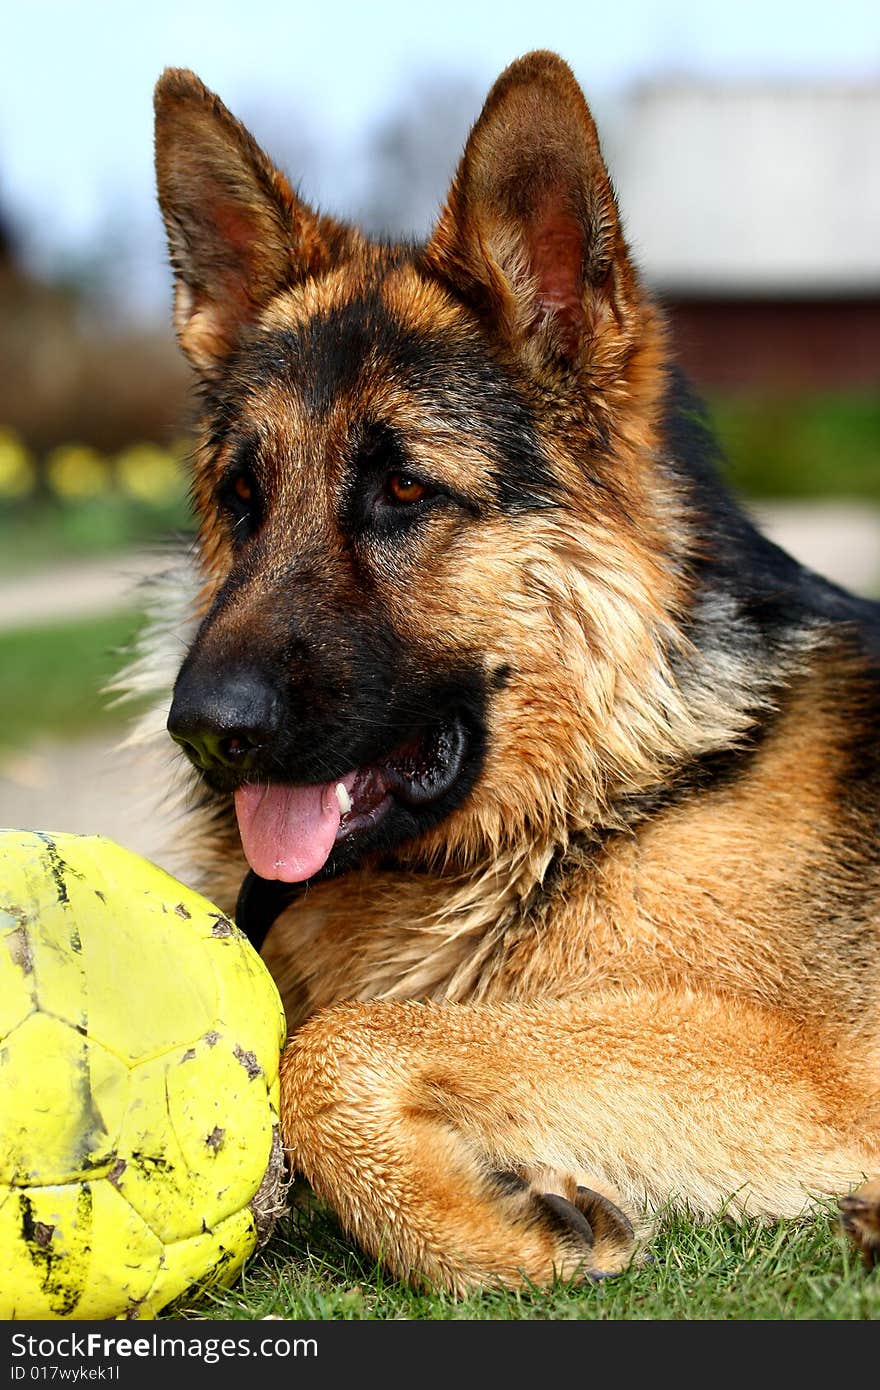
<box><xmin>0</xmin><ymin>0</ymin><xmax>878</xmax><ymax>868</ymax></box>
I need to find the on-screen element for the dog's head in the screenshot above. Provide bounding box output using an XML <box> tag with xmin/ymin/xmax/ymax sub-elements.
<box><xmin>155</xmin><ymin>51</ymin><xmax>691</xmax><ymax>898</ymax></box>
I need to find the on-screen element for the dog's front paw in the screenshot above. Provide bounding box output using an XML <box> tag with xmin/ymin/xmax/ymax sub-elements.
<box><xmin>838</xmin><ymin>1178</ymin><xmax>880</xmax><ymax>1270</ymax></box>
<box><xmin>536</xmin><ymin>1184</ymin><xmax>637</xmax><ymax>1278</ymax></box>
<box><xmin>500</xmin><ymin>1166</ymin><xmax>637</xmax><ymax>1281</ymax></box>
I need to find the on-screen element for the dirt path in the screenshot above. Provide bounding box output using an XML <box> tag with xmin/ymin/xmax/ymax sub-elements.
<box><xmin>0</xmin><ymin>551</ymin><xmax>169</xmax><ymax>632</ymax></box>
<box><xmin>0</xmin><ymin>549</ymin><xmax>178</xmax><ymax>868</ymax></box>
<box><xmin>0</xmin><ymin>733</ymin><xmax>179</xmax><ymax>873</ymax></box>
<box><xmin>748</xmin><ymin>500</ymin><xmax>880</xmax><ymax>596</ymax></box>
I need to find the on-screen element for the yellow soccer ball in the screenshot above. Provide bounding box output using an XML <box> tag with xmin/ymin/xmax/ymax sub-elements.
<box><xmin>0</xmin><ymin>829</ymin><xmax>288</xmax><ymax>1320</ymax></box>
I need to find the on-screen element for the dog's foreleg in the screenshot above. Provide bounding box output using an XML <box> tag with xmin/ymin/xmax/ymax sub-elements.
<box><xmin>279</xmin><ymin>990</ymin><xmax>880</xmax><ymax>1293</ymax></box>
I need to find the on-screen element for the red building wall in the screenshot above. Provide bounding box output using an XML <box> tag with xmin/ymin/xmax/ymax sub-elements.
<box><xmin>659</xmin><ymin>296</ymin><xmax>880</xmax><ymax>392</ymax></box>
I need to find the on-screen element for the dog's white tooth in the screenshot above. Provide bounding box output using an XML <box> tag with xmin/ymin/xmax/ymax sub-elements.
<box><xmin>335</xmin><ymin>782</ymin><xmax>352</xmax><ymax>815</ymax></box>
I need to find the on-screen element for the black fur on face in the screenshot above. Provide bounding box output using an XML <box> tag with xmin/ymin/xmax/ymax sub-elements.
<box><xmin>170</xmin><ymin>599</ymin><xmax>491</xmax><ymax>868</ymax></box>
<box><xmin>168</xmin><ymin>277</ymin><xmax>565</xmax><ymax>878</ymax></box>
<box><xmin>199</xmin><ymin>285</ymin><xmax>564</xmax><ymax>519</ymax></box>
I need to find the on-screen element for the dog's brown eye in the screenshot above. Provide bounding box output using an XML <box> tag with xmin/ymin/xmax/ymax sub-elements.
<box><xmin>385</xmin><ymin>472</ymin><xmax>431</xmax><ymax>505</ymax></box>
<box><xmin>232</xmin><ymin>474</ymin><xmax>252</xmax><ymax>504</ymax></box>
<box><xmin>218</xmin><ymin>458</ymin><xmax>261</xmax><ymax>545</ymax></box>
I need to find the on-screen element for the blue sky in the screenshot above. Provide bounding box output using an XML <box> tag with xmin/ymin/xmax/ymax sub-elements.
<box><xmin>3</xmin><ymin>0</ymin><xmax>879</xmax><ymax>316</ymax></box>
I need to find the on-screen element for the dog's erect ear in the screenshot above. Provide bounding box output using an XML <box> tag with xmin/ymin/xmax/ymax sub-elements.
<box><xmin>423</xmin><ymin>51</ymin><xmax>641</xmax><ymax>369</ymax></box>
<box><xmin>154</xmin><ymin>68</ymin><xmax>345</xmax><ymax>373</ymax></box>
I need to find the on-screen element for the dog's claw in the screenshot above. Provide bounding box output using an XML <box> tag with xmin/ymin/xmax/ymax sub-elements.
<box><xmin>537</xmin><ymin>1191</ymin><xmax>596</xmax><ymax>1248</ymax></box>
<box><xmin>837</xmin><ymin>1180</ymin><xmax>880</xmax><ymax>1270</ymax></box>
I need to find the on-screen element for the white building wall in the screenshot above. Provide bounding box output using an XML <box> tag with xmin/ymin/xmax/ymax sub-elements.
<box><xmin>609</xmin><ymin>83</ymin><xmax>880</xmax><ymax>292</ymax></box>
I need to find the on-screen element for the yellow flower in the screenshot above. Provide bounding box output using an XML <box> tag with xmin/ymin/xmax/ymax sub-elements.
<box><xmin>46</xmin><ymin>444</ymin><xmax>110</xmax><ymax>501</ymax></box>
<box><xmin>0</xmin><ymin>429</ymin><xmax>36</xmax><ymax>499</ymax></box>
<box><xmin>115</xmin><ymin>444</ymin><xmax>184</xmax><ymax>504</ymax></box>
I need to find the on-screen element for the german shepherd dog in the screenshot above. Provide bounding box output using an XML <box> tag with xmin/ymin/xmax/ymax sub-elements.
<box><xmin>147</xmin><ymin>50</ymin><xmax>880</xmax><ymax>1291</ymax></box>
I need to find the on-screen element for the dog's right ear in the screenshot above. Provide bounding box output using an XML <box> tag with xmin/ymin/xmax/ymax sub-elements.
<box><xmin>154</xmin><ymin>68</ymin><xmax>343</xmax><ymax>374</ymax></box>
<box><xmin>423</xmin><ymin>51</ymin><xmax>643</xmax><ymax>377</ymax></box>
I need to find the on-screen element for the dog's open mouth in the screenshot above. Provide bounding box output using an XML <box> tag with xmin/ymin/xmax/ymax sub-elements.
<box><xmin>233</xmin><ymin>717</ymin><xmax>468</xmax><ymax>883</ymax></box>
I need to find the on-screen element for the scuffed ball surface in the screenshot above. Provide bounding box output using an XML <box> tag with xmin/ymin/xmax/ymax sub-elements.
<box><xmin>0</xmin><ymin>829</ymin><xmax>287</xmax><ymax>1319</ymax></box>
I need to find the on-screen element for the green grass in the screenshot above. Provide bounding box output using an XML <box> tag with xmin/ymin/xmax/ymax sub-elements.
<box><xmin>709</xmin><ymin>390</ymin><xmax>880</xmax><ymax>502</ymax></box>
<box><xmin>0</xmin><ymin>610</ymin><xmax>146</xmax><ymax>752</ymax></box>
<box><xmin>161</xmin><ymin>1188</ymin><xmax>879</xmax><ymax>1321</ymax></box>
<box><xmin>0</xmin><ymin>497</ymin><xmax>193</xmax><ymax>576</ymax></box>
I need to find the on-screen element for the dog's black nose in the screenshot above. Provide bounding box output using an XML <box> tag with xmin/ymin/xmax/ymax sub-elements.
<box><xmin>167</xmin><ymin>665</ymin><xmax>283</xmax><ymax>774</ymax></box>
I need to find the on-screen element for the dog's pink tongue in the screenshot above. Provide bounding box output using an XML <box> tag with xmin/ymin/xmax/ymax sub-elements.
<box><xmin>234</xmin><ymin>782</ymin><xmax>341</xmax><ymax>883</ymax></box>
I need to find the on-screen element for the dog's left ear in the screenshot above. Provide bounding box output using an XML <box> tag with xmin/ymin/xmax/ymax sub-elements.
<box><xmin>423</xmin><ymin>50</ymin><xmax>643</xmax><ymax>370</ymax></box>
<box><xmin>153</xmin><ymin>68</ymin><xmax>352</xmax><ymax>374</ymax></box>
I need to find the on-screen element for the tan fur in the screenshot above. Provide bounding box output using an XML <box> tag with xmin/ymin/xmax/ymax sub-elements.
<box><xmin>279</xmin><ymin>992</ymin><xmax>876</xmax><ymax>1291</ymax></box>
<box><xmin>142</xmin><ymin>50</ymin><xmax>880</xmax><ymax>1291</ymax></box>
